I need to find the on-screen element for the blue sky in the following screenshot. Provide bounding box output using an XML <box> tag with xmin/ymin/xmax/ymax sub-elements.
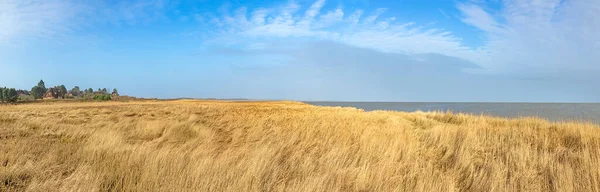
<box><xmin>1</xmin><ymin>0</ymin><xmax>599</xmax><ymax>102</ymax></box>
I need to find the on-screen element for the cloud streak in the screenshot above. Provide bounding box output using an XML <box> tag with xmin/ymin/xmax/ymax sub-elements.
<box><xmin>204</xmin><ymin>1</ymin><xmax>485</xmax><ymax>67</ymax></box>
<box><xmin>204</xmin><ymin>0</ymin><xmax>600</xmax><ymax>83</ymax></box>
<box><xmin>192</xmin><ymin>0</ymin><xmax>600</xmax><ymax>101</ymax></box>
<box><xmin>0</xmin><ymin>0</ymin><xmax>173</xmax><ymax>45</ymax></box>
<box><xmin>458</xmin><ymin>0</ymin><xmax>600</xmax><ymax>80</ymax></box>
<box><xmin>0</xmin><ymin>0</ymin><xmax>79</xmax><ymax>43</ymax></box>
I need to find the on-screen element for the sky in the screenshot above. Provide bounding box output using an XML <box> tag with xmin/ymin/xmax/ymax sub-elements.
<box><xmin>1</xmin><ymin>0</ymin><xmax>599</xmax><ymax>102</ymax></box>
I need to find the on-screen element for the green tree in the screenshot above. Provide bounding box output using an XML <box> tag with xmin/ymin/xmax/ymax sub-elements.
<box><xmin>8</xmin><ymin>88</ymin><xmax>18</xmax><ymax>103</ymax></box>
<box><xmin>57</xmin><ymin>85</ymin><xmax>67</xmax><ymax>98</ymax></box>
<box><xmin>112</xmin><ymin>88</ymin><xmax>119</xmax><ymax>96</ymax></box>
<box><xmin>87</xmin><ymin>88</ymin><xmax>93</xmax><ymax>94</ymax></box>
<box><xmin>31</xmin><ymin>86</ymin><xmax>45</xmax><ymax>99</ymax></box>
<box><xmin>1</xmin><ymin>88</ymin><xmax>6</xmax><ymax>102</ymax></box>
<box><xmin>30</xmin><ymin>80</ymin><xmax>48</xmax><ymax>99</ymax></box>
<box><xmin>101</xmin><ymin>88</ymin><xmax>108</xmax><ymax>94</ymax></box>
<box><xmin>0</xmin><ymin>87</ymin><xmax>5</xmax><ymax>102</ymax></box>
<box><xmin>37</xmin><ymin>80</ymin><xmax>46</xmax><ymax>89</ymax></box>
<box><xmin>38</xmin><ymin>80</ymin><xmax>47</xmax><ymax>93</ymax></box>
<box><xmin>3</xmin><ymin>88</ymin><xmax>18</xmax><ymax>103</ymax></box>
<box><xmin>71</xmin><ymin>86</ymin><xmax>81</xmax><ymax>97</ymax></box>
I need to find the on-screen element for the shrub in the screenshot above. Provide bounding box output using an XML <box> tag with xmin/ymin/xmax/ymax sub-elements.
<box><xmin>94</xmin><ymin>94</ymin><xmax>112</xmax><ymax>101</ymax></box>
<box><xmin>19</xmin><ymin>95</ymin><xmax>35</xmax><ymax>101</ymax></box>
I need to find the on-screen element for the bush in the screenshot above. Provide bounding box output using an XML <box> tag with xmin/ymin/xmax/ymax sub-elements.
<box><xmin>19</xmin><ymin>95</ymin><xmax>35</xmax><ymax>102</ymax></box>
<box><xmin>94</xmin><ymin>94</ymin><xmax>112</xmax><ymax>101</ymax></box>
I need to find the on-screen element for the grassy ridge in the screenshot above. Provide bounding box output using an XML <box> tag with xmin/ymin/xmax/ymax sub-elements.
<box><xmin>1</xmin><ymin>100</ymin><xmax>599</xmax><ymax>191</ymax></box>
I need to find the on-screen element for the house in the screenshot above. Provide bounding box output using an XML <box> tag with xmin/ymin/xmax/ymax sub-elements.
<box><xmin>43</xmin><ymin>88</ymin><xmax>59</xmax><ymax>99</ymax></box>
<box><xmin>67</xmin><ymin>90</ymin><xmax>82</xmax><ymax>98</ymax></box>
<box><xmin>16</xmin><ymin>90</ymin><xmax>30</xmax><ymax>97</ymax></box>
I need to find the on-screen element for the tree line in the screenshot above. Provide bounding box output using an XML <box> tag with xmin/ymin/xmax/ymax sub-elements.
<box><xmin>1</xmin><ymin>79</ymin><xmax>119</xmax><ymax>103</ymax></box>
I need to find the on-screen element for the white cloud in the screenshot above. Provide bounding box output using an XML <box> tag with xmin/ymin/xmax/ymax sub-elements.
<box><xmin>459</xmin><ymin>0</ymin><xmax>600</xmax><ymax>78</ymax></box>
<box><xmin>0</xmin><ymin>0</ymin><xmax>172</xmax><ymax>45</ymax></box>
<box><xmin>347</xmin><ymin>10</ymin><xmax>363</xmax><ymax>25</ymax></box>
<box><xmin>362</xmin><ymin>8</ymin><xmax>387</xmax><ymax>24</ymax></box>
<box><xmin>0</xmin><ymin>0</ymin><xmax>79</xmax><ymax>44</ymax></box>
<box><xmin>205</xmin><ymin>1</ymin><xmax>485</xmax><ymax>66</ymax></box>
<box><xmin>304</xmin><ymin>0</ymin><xmax>326</xmax><ymax>19</ymax></box>
<box><xmin>457</xmin><ymin>4</ymin><xmax>503</xmax><ymax>33</ymax></box>
<box><xmin>315</xmin><ymin>8</ymin><xmax>344</xmax><ymax>28</ymax></box>
<box><xmin>438</xmin><ymin>8</ymin><xmax>450</xmax><ymax>19</ymax></box>
<box><xmin>250</xmin><ymin>8</ymin><xmax>269</xmax><ymax>25</ymax></box>
<box><xmin>204</xmin><ymin>0</ymin><xmax>600</xmax><ymax>82</ymax></box>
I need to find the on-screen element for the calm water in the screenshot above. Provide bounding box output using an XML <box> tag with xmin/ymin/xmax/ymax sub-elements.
<box><xmin>304</xmin><ymin>102</ymin><xmax>600</xmax><ymax>123</ymax></box>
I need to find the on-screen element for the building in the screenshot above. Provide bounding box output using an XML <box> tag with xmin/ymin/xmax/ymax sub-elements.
<box><xmin>43</xmin><ymin>88</ymin><xmax>59</xmax><ymax>99</ymax></box>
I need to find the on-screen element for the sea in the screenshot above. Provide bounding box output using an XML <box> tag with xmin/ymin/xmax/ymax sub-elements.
<box><xmin>304</xmin><ymin>102</ymin><xmax>600</xmax><ymax>123</ymax></box>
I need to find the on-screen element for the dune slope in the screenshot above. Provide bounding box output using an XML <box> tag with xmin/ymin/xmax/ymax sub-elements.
<box><xmin>1</xmin><ymin>100</ymin><xmax>599</xmax><ymax>191</ymax></box>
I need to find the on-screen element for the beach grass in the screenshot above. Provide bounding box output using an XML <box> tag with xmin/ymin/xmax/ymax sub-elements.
<box><xmin>1</xmin><ymin>100</ymin><xmax>599</xmax><ymax>191</ymax></box>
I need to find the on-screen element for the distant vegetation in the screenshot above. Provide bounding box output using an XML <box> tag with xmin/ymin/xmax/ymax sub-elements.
<box><xmin>0</xmin><ymin>87</ymin><xmax>18</xmax><ymax>103</ymax></box>
<box><xmin>1</xmin><ymin>79</ymin><xmax>122</xmax><ymax>104</ymax></box>
<box><xmin>93</xmin><ymin>94</ymin><xmax>112</xmax><ymax>101</ymax></box>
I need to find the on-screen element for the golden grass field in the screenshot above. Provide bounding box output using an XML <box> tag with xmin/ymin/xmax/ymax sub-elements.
<box><xmin>1</xmin><ymin>100</ymin><xmax>600</xmax><ymax>191</ymax></box>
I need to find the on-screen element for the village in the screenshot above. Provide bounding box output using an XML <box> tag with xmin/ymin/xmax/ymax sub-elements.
<box><xmin>0</xmin><ymin>80</ymin><xmax>120</xmax><ymax>103</ymax></box>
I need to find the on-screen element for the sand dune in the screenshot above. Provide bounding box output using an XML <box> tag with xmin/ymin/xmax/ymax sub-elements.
<box><xmin>1</xmin><ymin>100</ymin><xmax>599</xmax><ymax>191</ymax></box>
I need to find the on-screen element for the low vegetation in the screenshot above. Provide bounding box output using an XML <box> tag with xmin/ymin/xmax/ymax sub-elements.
<box><xmin>1</xmin><ymin>100</ymin><xmax>599</xmax><ymax>191</ymax></box>
<box><xmin>0</xmin><ymin>88</ymin><xmax>18</xmax><ymax>103</ymax></box>
<box><xmin>93</xmin><ymin>94</ymin><xmax>112</xmax><ymax>101</ymax></box>
<box><xmin>1</xmin><ymin>80</ymin><xmax>121</xmax><ymax>104</ymax></box>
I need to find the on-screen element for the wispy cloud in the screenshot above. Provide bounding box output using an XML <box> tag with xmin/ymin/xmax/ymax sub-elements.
<box><xmin>203</xmin><ymin>1</ymin><xmax>485</xmax><ymax>66</ymax></box>
<box><xmin>458</xmin><ymin>0</ymin><xmax>600</xmax><ymax>80</ymax></box>
<box><xmin>0</xmin><ymin>0</ymin><xmax>79</xmax><ymax>44</ymax></box>
<box><xmin>438</xmin><ymin>8</ymin><xmax>450</xmax><ymax>20</ymax></box>
<box><xmin>457</xmin><ymin>4</ymin><xmax>503</xmax><ymax>33</ymax></box>
<box><xmin>0</xmin><ymin>0</ymin><xmax>172</xmax><ymax>45</ymax></box>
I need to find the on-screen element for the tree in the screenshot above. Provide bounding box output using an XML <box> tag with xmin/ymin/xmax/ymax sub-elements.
<box><xmin>97</xmin><ymin>88</ymin><xmax>101</xmax><ymax>93</ymax></box>
<box><xmin>0</xmin><ymin>87</ymin><xmax>4</xmax><ymax>102</ymax></box>
<box><xmin>57</xmin><ymin>85</ymin><xmax>67</xmax><ymax>98</ymax></box>
<box><xmin>101</xmin><ymin>88</ymin><xmax>108</xmax><ymax>94</ymax></box>
<box><xmin>37</xmin><ymin>80</ymin><xmax>46</xmax><ymax>90</ymax></box>
<box><xmin>31</xmin><ymin>80</ymin><xmax>47</xmax><ymax>99</ymax></box>
<box><xmin>112</xmin><ymin>88</ymin><xmax>119</xmax><ymax>96</ymax></box>
<box><xmin>8</xmin><ymin>88</ymin><xmax>18</xmax><ymax>103</ymax></box>
<box><xmin>2</xmin><ymin>88</ymin><xmax>18</xmax><ymax>103</ymax></box>
<box><xmin>87</xmin><ymin>88</ymin><xmax>93</xmax><ymax>94</ymax></box>
<box><xmin>71</xmin><ymin>86</ymin><xmax>81</xmax><ymax>97</ymax></box>
<box><xmin>37</xmin><ymin>79</ymin><xmax>47</xmax><ymax>94</ymax></box>
<box><xmin>1</xmin><ymin>88</ymin><xmax>6</xmax><ymax>102</ymax></box>
<box><xmin>31</xmin><ymin>86</ymin><xmax>45</xmax><ymax>99</ymax></box>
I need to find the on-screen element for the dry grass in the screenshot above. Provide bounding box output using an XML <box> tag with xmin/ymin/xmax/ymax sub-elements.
<box><xmin>1</xmin><ymin>100</ymin><xmax>600</xmax><ymax>191</ymax></box>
